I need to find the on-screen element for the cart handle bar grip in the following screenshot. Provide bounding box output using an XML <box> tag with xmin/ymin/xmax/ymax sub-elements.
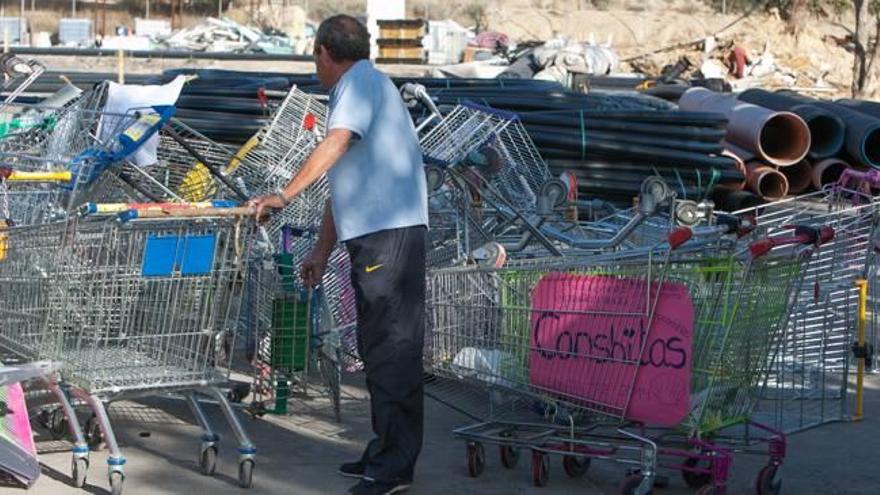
<box><xmin>81</xmin><ymin>200</ymin><xmax>237</xmax><ymax>216</ymax></box>
<box><xmin>837</xmin><ymin>168</ymin><xmax>880</xmax><ymax>189</ymax></box>
<box><xmin>0</xmin><ymin>168</ymin><xmax>72</xmax><ymax>183</ymax></box>
<box><xmin>749</xmin><ymin>225</ymin><xmax>835</xmax><ymax>258</ymax></box>
<box><xmin>667</xmin><ymin>227</ymin><xmax>693</xmax><ymax>250</ymax></box>
<box><xmin>118</xmin><ymin>206</ymin><xmax>254</xmax><ymax>222</ymax></box>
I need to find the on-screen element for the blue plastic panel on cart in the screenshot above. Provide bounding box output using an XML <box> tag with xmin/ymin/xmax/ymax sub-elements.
<box><xmin>142</xmin><ymin>233</ymin><xmax>216</xmax><ymax>277</ymax></box>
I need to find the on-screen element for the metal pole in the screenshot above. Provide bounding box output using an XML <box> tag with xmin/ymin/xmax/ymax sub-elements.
<box><xmin>146</xmin><ymin>0</ymin><xmax>150</xmax><ymax>19</ymax></box>
<box><xmin>854</xmin><ymin>278</ymin><xmax>868</xmax><ymax>421</ymax></box>
<box><xmin>19</xmin><ymin>0</ymin><xmax>23</xmax><ymax>45</ymax></box>
<box><xmin>72</xmin><ymin>0</ymin><xmax>76</xmax><ymax>17</ymax></box>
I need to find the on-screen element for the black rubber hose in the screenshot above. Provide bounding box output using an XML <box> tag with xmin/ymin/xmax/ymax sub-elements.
<box><xmin>524</xmin><ymin>124</ymin><xmax>724</xmax><ymax>154</ymax></box>
<box><xmin>516</xmin><ymin>113</ymin><xmax>727</xmax><ymax>140</ymax></box>
<box><xmin>738</xmin><ymin>88</ymin><xmax>845</xmax><ymax>159</ymax></box>
<box><xmin>548</xmin><ymin>159</ymin><xmax>745</xmax><ymax>183</ymax></box>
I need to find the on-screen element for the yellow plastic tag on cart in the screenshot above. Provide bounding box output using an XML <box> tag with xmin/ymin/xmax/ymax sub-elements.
<box><xmin>0</xmin><ymin>220</ymin><xmax>8</xmax><ymax>262</ymax></box>
<box><xmin>122</xmin><ymin>114</ymin><xmax>161</xmax><ymax>143</ymax></box>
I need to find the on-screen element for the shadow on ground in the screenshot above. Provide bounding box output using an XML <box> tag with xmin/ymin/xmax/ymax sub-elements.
<box><xmin>17</xmin><ymin>373</ymin><xmax>880</xmax><ymax>495</ymax></box>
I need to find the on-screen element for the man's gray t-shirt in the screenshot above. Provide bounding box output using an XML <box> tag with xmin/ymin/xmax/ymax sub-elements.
<box><xmin>326</xmin><ymin>60</ymin><xmax>428</xmax><ymax>242</ymax></box>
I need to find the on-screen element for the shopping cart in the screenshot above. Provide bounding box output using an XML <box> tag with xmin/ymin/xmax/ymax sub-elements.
<box><xmin>405</xmin><ymin>84</ymin><xmax>695</xmax><ymax>265</ymax></box>
<box><xmin>0</xmin><ymin>359</ymin><xmax>55</xmax><ymax>487</ymax></box>
<box><xmin>425</xmin><ymin>222</ymin><xmax>827</xmax><ymax>494</ymax></box>
<box><xmin>0</xmin><ymin>205</ymin><xmax>258</xmax><ymax>494</ymax></box>
<box><xmin>0</xmin><ymin>94</ymin><xmax>176</xmax><ymax>214</ymax></box>
<box><xmin>0</xmin><ymin>167</ymin><xmax>72</xmax><ymax>227</ymax></box>
<box><xmin>225</xmin><ymin>86</ymin><xmax>327</xmax><ymax>235</ymax></box>
<box><xmin>243</xmin><ymin>254</ymin><xmax>343</xmax><ymax>420</ymax></box>
<box><xmin>0</xmin><ymin>54</ymin><xmax>46</xmax><ymax>112</ymax></box>
<box><xmin>730</xmin><ymin>178</ymin><xmax>879</xmax><ymax>434</ymax></box>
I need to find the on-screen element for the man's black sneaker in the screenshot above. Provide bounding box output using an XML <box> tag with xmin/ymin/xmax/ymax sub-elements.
<box><xmin>348</xmin><ymin>478</ymin><xmax>411</xmax><ymax>495</ymax></box>
<box><xmin>338</xmin><ymin>461</ymin><xmax>366</xmax><ymax>479</ymax></box>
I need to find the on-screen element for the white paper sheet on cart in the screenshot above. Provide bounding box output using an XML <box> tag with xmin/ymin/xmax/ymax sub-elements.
<box><xmin>99</xmin><ymin>75</ymin><xmax>186</xmax><ymax>166</ymax></box>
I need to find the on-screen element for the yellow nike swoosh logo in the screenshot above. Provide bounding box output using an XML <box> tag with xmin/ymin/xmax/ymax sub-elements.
<box><xmin>365</xmin><ymin>264</ymin><xmax>384</xmax><ymax>273</ymax></box>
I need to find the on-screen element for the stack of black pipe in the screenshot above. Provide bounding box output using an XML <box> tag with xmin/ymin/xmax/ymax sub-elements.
<box><xmin>409</xmin><ymin>87</ymin><xmax>746</xmax><ymax>205</ymax></box>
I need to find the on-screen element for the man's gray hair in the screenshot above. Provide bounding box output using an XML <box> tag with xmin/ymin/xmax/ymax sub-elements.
<box><xmin>316</xmin><ymin>15</ymin><xmax>370</xmax><ymax>62</ymax></box>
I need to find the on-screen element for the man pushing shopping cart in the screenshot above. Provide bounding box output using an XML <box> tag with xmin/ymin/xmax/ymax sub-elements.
<box><xmin>249</xmin><ymin>14</ymin><xmax>429</xmax><ymax>495</ymax></box>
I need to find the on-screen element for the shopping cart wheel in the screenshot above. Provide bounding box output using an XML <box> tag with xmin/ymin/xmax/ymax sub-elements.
<box><xmin>499</xmin><ymin>445</ymin><xmax>519</xmax><ymax>469</ymax></box>
<box><xmin>562</xmin><ymin>455</ymin><xmax>591</xmax><ymax>478</ymax></box>
<box><xmin>85</xmin><ymin>415</ymin><xmax>103</xmax><ymax>451</ymax></box>
<box><xmin>466</xmin><ymin>442</ymin><xmax>485</xmax><ymax>478</ymax></box>
<box><xmin>682</xmin><ymin>456</ymin><xmax>712</xmax><ymax>488</ymax></box>
<box><xmin>755</xmin><ymin>465</ymin><xmax>781</xmax><ymax>495</ymax></box>
<box><xmin>238</xmin><ymin>459</ymin><xmax>255</xmax><ymax>488</ymax></box>
<box><xmin>530</xmin><ymin>451</ymin><xmax>549</xmax><ymax>487</ymax></box>
<box><xmin>109</xmin><ymin>471</ymin><xmax>124</xmax><ymax>495</ymax></box>
<box><xmin>199</xmin><ymin>446</ymin><xmax>218</xmax><ymax>476</ymax></box>
<box><xmin>619</xmin><ymin>473</ymin><xmax>653</xmax><ymax>495</ymax></box>
<box><xmin>72</xmin><ymin>457</ymin><xmax>88</xmax><ymax>488</ymax></box>
<box><xmin>48</xmin><ymin>407</ymin><xmax>68</xmax><ymax>440</ymax></box>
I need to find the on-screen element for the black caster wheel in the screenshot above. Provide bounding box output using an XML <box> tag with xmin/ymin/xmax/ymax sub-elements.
<box><xmin>562</xmin><ymin>455</ymin><xmax>591</xmax><ymax>478</ymax></box>
<box><xmin>199</xmin><ymin>446</ymin><xmax>218</xmax><ymax>476</ymax></box>
<box><xmin>109</xmin><ymin>471</ymin><xmax>124</xmax><ymax>495</ymax></box>
<box><xmin>71</xmin><ymin>457</ymin><xmax>88</xmax><ymax>488</ymax></box>
<box><xmin>756</xmin><ymin>464</ymin><xmax>782</xmax><ymax>495</ymax></box>
<box><xmin>682</xmin><ymin>456</ymin><xmax>713</xmax><ymax>488</ymax></box>
<box><xmin>530</xmin><ymin>451</ymin><xmax>549</xmax><ymax>487</ymax></box>
<box><xmin>51</xmin><ymin>408</ymin><xmax>68</xmax><ymax>440</ymax></box>
<box><xmin>620</xmin><ymin>473</ymin><xmax>653</xmax><ymax>495</ymax></box>
<box><xmin>499</xmin><ymin>445</ymin><xmax>519</xmax><ymax>469</ymax></box>
<box><xmin>697</xmin><ymin>485</ymin><xmax>720</xmax><ymax>495</ymax></box>
<box><xmin>466</xmin><ymin>442</ymin><xmax>485</xmax><ymax>478</ymax></box>
<box><xmin>85</xmin><ymin>416</ymin><xmax>102</xmax><ymax>451</ymax></box>
<box><xmin>238</xmin><ymin>459</ymin><xmax>255</xmax><ymax>488</ymax></box>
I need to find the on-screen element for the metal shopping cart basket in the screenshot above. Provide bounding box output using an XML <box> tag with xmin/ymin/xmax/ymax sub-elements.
<box><xmin>424</xmin><ymin>221</ymin><xmax>828</xmax><ymax>495</ymax></box>
<box><xmin>0</xmin><ymin>204</ymin><xmax>259</xmax><ymax>494</ymax></box>
<box><xmin>731</xmin><ymin>176</ymin><xmax>879</xmax><ymax>434</ymax></box>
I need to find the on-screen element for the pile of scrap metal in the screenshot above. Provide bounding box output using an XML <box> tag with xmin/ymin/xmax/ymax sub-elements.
<box><xmin>156</xmin><ymin>17</ymin><xmax>294</xmax><ymax>54</ymax></box>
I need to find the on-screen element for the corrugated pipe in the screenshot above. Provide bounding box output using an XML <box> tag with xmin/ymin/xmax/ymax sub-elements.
<box><xmin>738</xmin><ymin>89</ymin><xmax>845</xmax><ymax>159</ymax></box>
<box><xmin>776</xmin><ymin>159</ymin><xmax>812</xmax><ymax>194</ymax></box>
<box><xmin>778</xmin><ymin>90</ymin><xmax>880</xmax><ymax>169</ymax></box>
<box><xmin>811</xmin><ymin>158</ymin><xmax>851</xmax><ymax>189</ymax></box>
<box><xmin>746</xmin><ymin>161</ymin><xmax>789</xmax><ymax>200</ymax></box>
<box><xmin>679</xmin><ymin>87</ymin><xmax>810</xmax><ymax>167</ymax></box>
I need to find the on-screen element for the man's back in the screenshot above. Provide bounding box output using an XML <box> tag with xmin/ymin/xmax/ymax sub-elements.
<box><xmin>326</xmin><ymin>60</ymin><xmax>429</xmax><ymax>242</ymax></box>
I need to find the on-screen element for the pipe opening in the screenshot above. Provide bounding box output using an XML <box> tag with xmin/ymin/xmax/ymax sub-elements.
<box><xmin>806</xmin><ymin>115</ymin><xmax>845</xmax><ymax>158</ymax></box>
<box><xmin>759</xmin><ymin>114</ymin><xmax>810</xmax><ymax>165</ymax></box>
<box><xmin>815</xmin><ymin>160</ymin><xmax>848</xmax><ymax>187</ymax></box>
<box><xmin>732</xmin><ymin>192</ymin><xmax>763</xmax><ymax>210</ymax></box>
<box><xmin>862</xmin><ymin>128</ymin><xmax>880</xmax><ymax>167</ymax></box>
<box><xmin>756</xmin><ymin>170</ymin><xmax>789</xmax><ymax>200</ymax></box>
<box><xmin>778</xmin><ymin>160</ymin><xmax>812</xmax><ymax>194</ymax></box>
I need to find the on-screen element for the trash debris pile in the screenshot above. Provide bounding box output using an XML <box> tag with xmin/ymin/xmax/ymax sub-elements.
<box><xmin>155</xmin><ymin>17</ymin><xmax>298</xmax><ymax>54</ymax></box>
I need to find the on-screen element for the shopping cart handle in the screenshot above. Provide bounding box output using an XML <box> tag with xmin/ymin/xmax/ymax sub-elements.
<box><xmin>749</xmin><ymin>239</ymin><xmax>775</xmax><ymax>258</ymax></box>
<box><xmin>667</xmin><ymin>227</ymin><xmax>693</xmax><ymax>249</ymax></box>
<box><xmin>793</xmin><ymin>225</ymin><xmax>835</xmax><ymax>246</ymax></box>
<box><xmin>837</xmin><ymin>168</ymin><xmax>880</xmax><ymax>188</ymax></box>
